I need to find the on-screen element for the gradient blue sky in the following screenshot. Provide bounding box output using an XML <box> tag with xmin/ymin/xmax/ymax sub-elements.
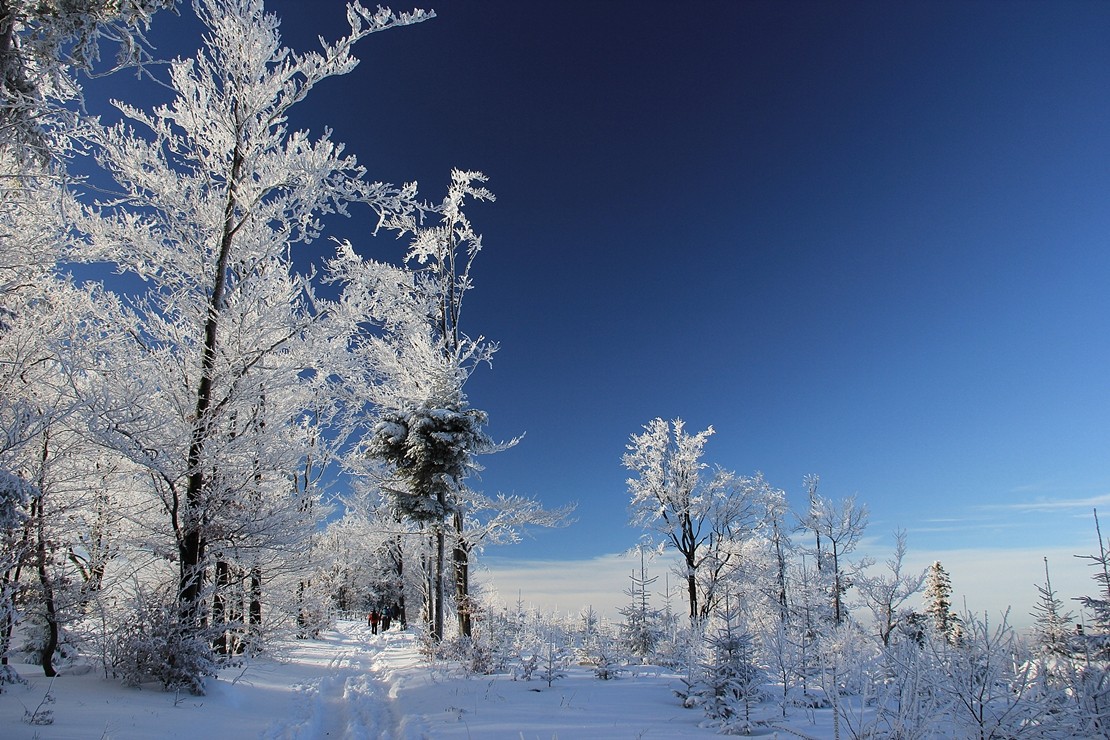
<box><xmin>98</xmin><ymin>1</ymin><xmax>1110</xmax><ymax>623</ymax></box>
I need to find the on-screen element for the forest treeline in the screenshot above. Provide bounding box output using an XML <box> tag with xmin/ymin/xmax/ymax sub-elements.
<box><xmin>0</xmin><ymin>0</ymin><xmax>568</xmax><ymax>695</ymax></box>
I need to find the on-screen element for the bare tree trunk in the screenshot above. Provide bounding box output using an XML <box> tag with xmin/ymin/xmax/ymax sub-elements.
<box><xmin>1</xmin><ymin>520</ymin><xmax>30</xmax><ymax>670</ymax></box>
<box><xmin>434</xmin><ymin>521</ymin><xmax>445</xmax><ymax>641</ymax></box>
<box><xmin>295</xmin><ymin>580</ymin><xmax>308</xmax><ymax>638</ymax></box>
<box><xmin>452</xmin><ymin>511</ymin><xmax>471</xmax><ymax>638</ymax></box>
<box><xmin>68</xmin><ymin>479</ymin><xmax>110</xmax><ymax>612</ymax></box>
<box><xmin>32</xmin><ymin>496</ymin><xmax>57</xmax><ymax>677</ymax></box>
<box><xmin>181</xmin><ymin>127</ymin><xmax>244</xmax><ymax>630</ymax></box>
<box><xmin>0</xmin><ymin>572</ymin><xmax>15</xmax><ymax>669</ymax></box>
<box><xmin>388</xmin><ymin>532</ymin><xmax>410</xmax><ymax>630</ymax></box>
<box><xmin>212</xmin><ymin>558</ymin><xmax>230</xmax><ymax>654</ymax></box>
<box><xmin>0</xmin><ymin>0</ymin><xmax>15</xmax><ymax>62</ymax></box>
<box><xmin>421</xmin><ymin>530</ymin><xmax>433</xmax><ymax>635</ymax></box>
<box><xmin>249</xmin><ymin>566</ymin><xmax>262</xmax><ymax>641</ymax></box>
<box><xmin>33</xmin><ymin>431</ymin><xmax>58</xmax><ymax>677</ymax></box>
<box><xmin>775</xmin><ymin>538</ymin><xmax>789</xmax><ymax>625</ymax></box>
<box><xmin>683</xmin><ymin>538</ymin><xmax>699</xmax><ymax>624</ymax></box>
<box><xmin>227</xmin><ymin>563</ymin><xmax>243</xmax><ymax>655</ymax></box>
<box><xmin>390</xmin><ymin>532</ymin><xmax>407</xmax><ymax>628</ymax></box>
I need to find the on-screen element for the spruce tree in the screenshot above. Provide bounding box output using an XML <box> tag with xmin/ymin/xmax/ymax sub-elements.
<box><xmin>923</xmin><ymin>561</ymin><xmax>959</xmax><ymax>642</ymax></box>
<box><xmin>697</xmin><ymin>591</ymin><xmax>766</xmax><ymax>734</ymax></box>
<box><xmin>1031</xmin><ymin>557</ymin><xmax>1075</xmax><ymax>657</ymax></box>
<box><xmin>619</xmin><ymin>548</ymin><xmax>663</xmax><ymax>661</ymax></box>
<box><xmin>1076</xmin><ymin>509</ymin><xmax>1110</xmax><ymax>658</ymax></box>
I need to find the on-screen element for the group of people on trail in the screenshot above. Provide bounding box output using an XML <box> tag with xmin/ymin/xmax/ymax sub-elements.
<box><xmin>367</xmin><ymin>605</ymin><xmax>399</xmax><ymax>635</ymax></box>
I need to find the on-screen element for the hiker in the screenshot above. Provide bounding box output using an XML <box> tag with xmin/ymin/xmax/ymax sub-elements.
<box><xmin>380</xmin><ymin>607</ymin><xmax>392</xmax><ymax>632</ymax></box>
<box><xmin>368</xmin><ymin>609</ymin><xmax>380</xmax><ymax>635</ymax></box>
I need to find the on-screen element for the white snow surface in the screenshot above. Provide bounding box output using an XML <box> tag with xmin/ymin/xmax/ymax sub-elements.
<box><xmin>0</xmin><ymin>621</ymin><xmax>839</xmax><ymax>738</ymax></box>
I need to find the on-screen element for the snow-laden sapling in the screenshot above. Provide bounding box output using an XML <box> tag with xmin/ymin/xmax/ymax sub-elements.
<box><xmin>21</xmin><ymin>678</ymin><xmax>56</xmax><ymax>726</ymax></box>
<box><xmin>695</xmin><ymin>594</ymin><xmax>767</xmax><ymax>735</ymax></box>
<box><xmin>516</xmin><ymin>652</ymin><xmax>539</xmax><ymax>682</ymax></box>
<box><xmin>927</xmin><ymin>609</ymin><xmax>1055</xmax><ymax>738</ymax></box>
<box><xmin>619</xmin><ymin>549</ymin><xmax>664</xmax><ymax>662</ymax></box>
<box><xmin>109</xmin><ymin>595</ymin><xmax>219</xmax><ymax>695</ymax></box>
<box><xmin>588</xmin><ymin>631</ymin><xmax>624</xmax><ymax>681</ymax></box>
<box><xmin>672</xmin><ymin>624</ymin><xmax>708</xmax><ymax>709</ymax></box>
<box><xmin>538</xmin><ymin>637</ymin><xmax>570</xmax><ymax>688</ymax></box>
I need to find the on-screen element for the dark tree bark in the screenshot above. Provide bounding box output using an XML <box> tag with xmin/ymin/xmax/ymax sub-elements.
<box><xmin>31</xmin><ymin>496</ymin><xmax>57</xmax><ymax>677</ymax></box>
<box><xmin>433</xmin><ymin>522</ymin><xmax>445</xmax><ymax>641</ymax></box>
<box><xmin>249</xmin><ymin>566</ymin><xmax>262</xmax><ymax>637</ymax></box>
<box><xmin>452</xmin><ymin>511</ymin><xmax>471</xmax><ymax>638</ymax></box>
<box><xmin>212</xmin><ymin>558</ymin><xmax>231</xmax><ymax>654</ymax></box>
<box><xmin>32</xmin><ymin>432</ymin><xmax>57</xmax><ymax>677</ymax></box>
<box><xmin>389</xmin><ymin>532</ymin><xmax>407</xmax><ymax>629</ymax></box>
<box><xmin>180</xmin><ymin>126</ymin><xmax>244</xmax><ymax>630</ymax></box>
<box><xmin>0</xmin><ymin>519</ymin><xmax>30</xmax><ymax>670</ymax></box>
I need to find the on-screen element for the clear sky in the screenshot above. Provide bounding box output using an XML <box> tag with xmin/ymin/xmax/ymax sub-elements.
<box><xmin>96</xmin><ymin>0</ymin><xmax>1110</xmax><ymax>626</ymax></box>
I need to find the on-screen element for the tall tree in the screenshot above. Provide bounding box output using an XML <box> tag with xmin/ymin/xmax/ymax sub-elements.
<box><xmin>762</xmin><ymin>483</ymin><xmax>793</xmax><ymax>626</ymax></box>
<box><xmin>344</xmin><ymin>170</ymin><xmax>512</xmax><ymax>640</ymax></box>
<box><xmin>803</xmin><ymin>491</ymin><xmax>870</xmax><ymax>625</ymax></box>
<box><xmin>624</xmin><ymin>418</ymin><xmax>757</xmax><ymax>623</ymax></box>
<box><xmin>77</xmin><ymin>0</ymin><xmax>430</xmax><ymax>644</ymax></box>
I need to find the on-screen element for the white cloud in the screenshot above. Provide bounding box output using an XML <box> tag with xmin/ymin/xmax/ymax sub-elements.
<box><xmin>975</xmin><ymin>493</ymin><xmax>1110</xmax><ymax>513</ymax></box>
<box><xmin>881</xmin><ymin>544</ymin><xmax>1095</xmax><ymax>630</ymax></box>
<box><xmin>477</xmin><ymin>552</ymin><xmax>683</xmax><ymax>621</ymax></box>
<box><xmin>476</xmin><ymin>543</ymin><xmax>1102</xmax><ymax>631</ymax></box>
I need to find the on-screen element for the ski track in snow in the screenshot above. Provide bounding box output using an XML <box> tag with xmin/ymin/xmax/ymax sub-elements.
<box><xmin>263</xmin><ymin>623</ymin><xmax>400</xmax><ymax>740</ymax></box>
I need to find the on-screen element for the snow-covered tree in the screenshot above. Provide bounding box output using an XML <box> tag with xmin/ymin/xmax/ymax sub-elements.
<box><xmin>0</xmin><ymin>471</ymin><xmax>33</xmax><ymax>688</ymax></box>
<box><xmin>75</xmin><ymin>0</ymin><xmax>431</xmax><ymax>669</ymax></box>
<box><xmin>0</xmin><ymin>0</ymin><xmax>176</xmax><ymax>161</ymax></box>
<box><xmin>537</xmin><ymin>633</ymin><xmax>570</xmax><ymax>688</ymax></box>
<box><xmin>786</xmin><ymin>554</ymin><xmax>825</xmax><ymax>696</ymax></box>
<box><xmin>762</xmin><ymin>482</ymin><xmax>793</xmax><ymax>626</ymax></box>
<box><xmin>339</xmin><ymin>169</ymin><xmax>519</xmax><ymax>641</ymax></box>
<box><xmin>0</xmin><ymin>102</ymin><xmax>95</xmax><ymax>679</ymax></box>
<box><xmin>1076</xmin><ymin>509</ymin><xmax>1110</xmax><ymax>657</ymax></box>
<box><xmin>1030</xmin><ymin>556</ymin><xmax>1075</xmax><ymax>658</ymax></box>
<box><xmin>619</xmin><ymin>547</ymin><xmax>663</xmax><ymax>661</ymax></box>
<box><xmin>857</xmin><ymin>529</ymin><xmax>926</xmax><ymax>647</ymax></box>
<box><xmin>624</xmin><ymin>418</ymin><xmax>759</xmax><ymax>624</ymax></box>
<box><xmin>922</xmin><ymin>560</ymin><xmax>959</xmax><ymax>642</ymax></box>
<box><xmin>1069</xmin><ymin>510</ymin><xmax>1110</xmax><ymax>733</ymax></box>
<box><xmin>816</xmin><ymin>623</ymin><xmax>884</xmax><ymax>740</ymax></box>
<box><xmin>802</xmin><ymin>488</ymin><xmax>870</xmax><ymax>626</ymax></box>
<box><xmin>0</xmin><ymin>275</ymin><xmax>147</xmax><ymax>679</ymax></box>
<box><xmin>928</xmin><ymin>610</ymin><xmax>1052</xmax><ymax>738</ymax></box>
<box><xmin>759</xmin><ymin>617</ymin><xmax>805</xmax><ymax>719</ymax></box>
<box><xmin>696</xmin><ymin>591</ymin><xmax>766</xmax><ymax>735</ymax></box>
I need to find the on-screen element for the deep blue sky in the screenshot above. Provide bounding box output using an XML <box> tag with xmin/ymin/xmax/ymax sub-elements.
<box><xmin>97</xmin><ymin>1</ymin><xmax>1110</xmax><ymax>616</ymax></box>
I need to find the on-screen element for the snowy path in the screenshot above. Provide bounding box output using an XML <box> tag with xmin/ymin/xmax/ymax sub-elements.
<box><xmin>263</xmin><ymin>623</ymin><xmax>402</xmax><ymax>740</ymax></box>
<box><xmin>0</xmin><ymin>622</ymin><xmax>728</xmax><ymax>739</ymax></box>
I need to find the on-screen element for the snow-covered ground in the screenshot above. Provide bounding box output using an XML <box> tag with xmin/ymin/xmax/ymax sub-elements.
<box><xmin>0</xmin><ymin>621</ymin><xmax>841</xmax><ymax>739</ymax></box>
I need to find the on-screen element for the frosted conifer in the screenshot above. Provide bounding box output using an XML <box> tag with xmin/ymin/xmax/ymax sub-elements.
<box><xmin>923</xmin><ymin>561</ymin><xmax>959</xmax><ymax>642</ymax></box>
